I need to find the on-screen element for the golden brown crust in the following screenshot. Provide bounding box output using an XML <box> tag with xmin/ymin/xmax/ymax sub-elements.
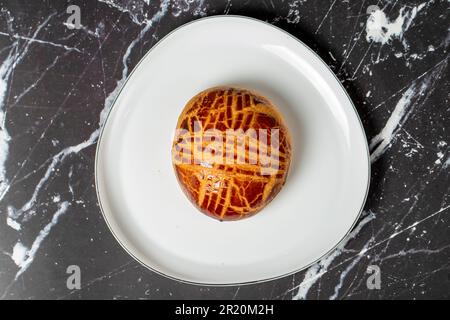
<box><xmin>172</xmin><ymin>86</ymin><xmax>292</xmax><ymax>221</ymax></box>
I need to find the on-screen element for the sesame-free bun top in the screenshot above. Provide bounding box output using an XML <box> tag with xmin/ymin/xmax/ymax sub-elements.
<box><xmin>172</xmin><ymin>86</ymin><xmax>292</xmax><ymax>221</ymax></box>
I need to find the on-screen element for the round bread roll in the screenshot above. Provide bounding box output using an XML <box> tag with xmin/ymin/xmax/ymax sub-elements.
<box><xmin>172</xmin><ymin>86</ymin><xmax>292</xmax><ymax>221</ymax></box>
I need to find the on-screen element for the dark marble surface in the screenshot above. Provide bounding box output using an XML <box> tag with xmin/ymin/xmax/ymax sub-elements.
<box><xmin>0</xmin><ymin>0</ymin><xmax>448</xmax><ymax>300</ymax></box>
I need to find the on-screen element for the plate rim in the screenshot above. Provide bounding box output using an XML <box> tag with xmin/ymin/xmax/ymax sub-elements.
<box><xmin>94</xmin><ymin>14</ymin><xmax>371</xmax><ymax>286</ymax></box>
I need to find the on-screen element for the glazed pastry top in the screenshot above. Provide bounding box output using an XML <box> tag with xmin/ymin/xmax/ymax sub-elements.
<box><xmin>172</xmin><ymin>86</ymin><xmax>292</xmax><ymax>221</ymax></box>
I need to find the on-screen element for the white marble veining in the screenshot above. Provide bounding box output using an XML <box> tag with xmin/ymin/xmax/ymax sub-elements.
<box><xmin>0</xmin><ymin>0</ymin><xmax>448</xmax><ymax>299</ymax></box>
<box><xmin>1</xmin><ymin>0</ymin><xmax>171</xmax><ymax>297</ymax></box>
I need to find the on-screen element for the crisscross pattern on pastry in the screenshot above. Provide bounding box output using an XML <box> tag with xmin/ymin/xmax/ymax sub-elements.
<box><xmin>172</xmin><ymin>87</ymin><xmax>292</xmax><ymax>221</ymax></box>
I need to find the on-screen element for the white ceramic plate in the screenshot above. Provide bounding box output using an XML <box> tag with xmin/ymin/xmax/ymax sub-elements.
<box><xmin>95</xmin><ymin>16</ymin><xmax>370</xmax><ymax>285</ymax></box>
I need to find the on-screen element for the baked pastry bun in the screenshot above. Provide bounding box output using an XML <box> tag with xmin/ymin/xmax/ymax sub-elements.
<box><xmin>172</xmin><ymin>86</ymin><xmax>292</xmax><ymax>221</ymax></box>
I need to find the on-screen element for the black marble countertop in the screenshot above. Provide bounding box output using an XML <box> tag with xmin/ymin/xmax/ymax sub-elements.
<box><xmin>0</xmin><ymin>0</ymin><xmax>448</xmax><ymax>299</ymax></box>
